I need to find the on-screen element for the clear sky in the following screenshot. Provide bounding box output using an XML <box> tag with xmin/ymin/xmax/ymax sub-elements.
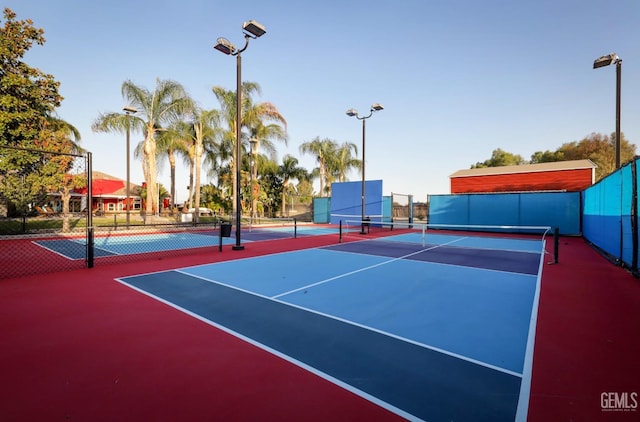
<box><xmin>5</xmin><ymin>0</ymin><xmax>640</xmax><ymax>204</ymax></box>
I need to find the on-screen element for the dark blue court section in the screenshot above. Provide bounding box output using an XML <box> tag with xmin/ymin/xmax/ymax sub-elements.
<box><xmin>35</xmin><ymin>239</ymin><xmax>117</xmax><ymax>259</ymax></box>
<box><xmin>121</xmin><ymin>271</ymin><xmax>521</xmax><ymax>421</ymax></box>
<box><xmin>242</xmin><ymin>230</ymin><xmax>293</xmax><ymax>241</ymax></box>
<box><xmin>324</xmin><ymin>240</ymin><xmax>541</xmax><ymax>275</ymax></box>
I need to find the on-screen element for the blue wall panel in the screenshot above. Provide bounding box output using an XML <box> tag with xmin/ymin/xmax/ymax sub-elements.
<box><xmin>330</xmin><ymin>180</ymin><xmax>383</xmax><ymax>225</ymax></box>
<box><xmin>429</xmin><ymin>192</ymin><xmax>581</xmax><ymax>235</ymax></box>
<box><xmin>313</xmin><ymin>197</ymin><xmax>331</xmax><ymax>224</ymax></box>
<box><xmin>468</xmin><ymin>194</ymin><xmax>520</xmax><ymax>226</ymax></box>
<box><xmin>583</xmin><ymin>171</ymin><xmax>622</xmax><ymax>260</ymax></box>
<box><xmin>519</xmin><ymin>192</ymin><xmax>581</xmax><ymax>235</ymax></box>
<box><xmin>429</xmin><ymin>195</ymin><xmax>470</xmax><ymax>225</ymax></box>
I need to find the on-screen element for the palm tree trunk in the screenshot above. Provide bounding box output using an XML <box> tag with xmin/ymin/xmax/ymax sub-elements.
<box><xmin>168</xmin><ymin>149</ymin><xmax>176</xmax><ymax>212</ymax></box>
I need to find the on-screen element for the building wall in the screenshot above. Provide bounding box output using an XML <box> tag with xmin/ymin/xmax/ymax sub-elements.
<box><xmin>450</xmin><ymin>169</ymin><xmax>593</xmax><ymax>193</ymax></box>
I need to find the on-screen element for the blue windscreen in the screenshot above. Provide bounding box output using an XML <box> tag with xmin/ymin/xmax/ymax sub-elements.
<box><xmin>330</xmin><ymin>180</ymin><xmax>383</xmax><ymax>225</ymax></box>
<box><xmin>583</xmin><ymin>171</ymin><xmax>622</xmax><ymax>259</ymax></box>
<box><xmin>313</xmin><ymin>197</ymin><xmax>331</xmax><ymax>224</ymax></box>
<box><xmin>429</xmin><ymin>192</ymin><xmax>581</xmax><ymax>235</ymax></box>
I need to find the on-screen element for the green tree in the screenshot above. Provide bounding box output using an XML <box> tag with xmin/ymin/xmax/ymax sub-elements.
<box><xmin>471</xmin><ymin>148</ymin><xmax>526</xmax><ymax>168</ymax></box>
<box><xmin>530</xmin><ymin>150</ymin><xmax>565</xmax><ymax>164</ymax></box>
<box><xmin>299</xmin><ymin>137</ymin><xmax>339</xmax><ymax>196</ymax></box>
<box><xmin>92</xmin><ymin>79</ymin><xmax>192</xmax><ymax>217</ymax></box>
<box><xmin>0</xmin><ymin>8</ymin><xmax>83</xmax><ymax>222</ymax></box>
<box><xmin>212</xmin><ymin>82</ymin><xmax>286</xmax><ymax>215</ymax></box>
<box><xmin>0</xmin><ymin>8</ymin><xmax>62</xmax><ymax>148</ymax></box>
<box><xmin>278</xmin><ymin>154</ymin><xmax>307</xmax><ymax>216</ymax></box>
<box><xmin>190</xmin><ymin>109</ymin><xmax>221</xmax><ymax>218</ymax></box>
<box><xmin>328</xmin><ymin>141</ymin><xmax>360</xmax><ymax>183</ymax></box>
<box><xmin>39</xmin><ymin>117</ymin><xmax>84</xmax><ymax>231</ymax></box>
<box><xmin>530</xmin><ymin>132</ymin><xmax>636</xmax><ymax>181</ymax></box>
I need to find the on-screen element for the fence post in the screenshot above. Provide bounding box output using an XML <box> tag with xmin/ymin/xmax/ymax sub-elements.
<box><xmin>86</xmin><ymin>152</ymin><xmax>94</xmax><ymax>268</ymax></box>
<box><xmin>554</xmin><ymin>227</ymin><xmax>559</xmax><ymax>264</ymax></box>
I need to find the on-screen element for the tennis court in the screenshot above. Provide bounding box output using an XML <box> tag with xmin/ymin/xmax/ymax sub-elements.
<box><xmin>33</xmin><ymin>222</ymin><xmax>342</xmax><ymax>260</ymax></box>
<box><xmin>116</xmin><ymin>230</ymin><xmax>545</xmax><ymax>421</ymax></box>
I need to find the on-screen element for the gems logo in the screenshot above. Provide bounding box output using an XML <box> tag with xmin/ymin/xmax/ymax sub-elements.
<box><xmin>601</xmin><ymin>392</ymin><xmax>638</xmax><ymax>412</ymax></box>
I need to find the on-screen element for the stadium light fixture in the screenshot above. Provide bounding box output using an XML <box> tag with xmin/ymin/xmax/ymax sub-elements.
<box><xmin>593</xmin><ymin>53</ymin><xmax>622</xmax><ymax>169</ymax></box>
<box><xmin>214</xmin><ymin>38</ymin><xmax>236</xmax><ymax>55</ymax></box>
<box><xmin>214</xmin><ymin>20</ymin><xmax>266</xmax><ymax>250</ymax></box>
<box><xmin>122</xmin><ymin>105</ymin><xmax>137</xmax><ymax>228</ymax></box>
<box><xmin>345</xmin><ymin>103</ymin><xmax>384</xmax><ymax>234</ymax></box>
<box><xmin>243</xmin><ymin>20</ymin><xmax>266</xmax><ymax>38</ymax></box>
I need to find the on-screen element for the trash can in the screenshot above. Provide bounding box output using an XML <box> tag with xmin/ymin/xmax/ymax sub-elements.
<box><xmin>220</xmin><ymin>223</ymin><xmax>232</xmax><ymax>238</ymax></box>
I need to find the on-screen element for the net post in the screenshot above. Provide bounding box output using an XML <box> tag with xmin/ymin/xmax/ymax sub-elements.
<box><xmin>294</xmin><ymin>218</ymin><xmax>297</xmax><ymax>238</ymax></box>
<box><xmin>86</xmin><ymin>151</ymin><xmax>94</xmax><ymax>269</ymax></box>
<box><xmin>554</xmin><ymin>227</ymin><xmax>559</xmax><ymax>264</ymax></box>
<box><xmin>339</xmin><ymin>220</ymin><xmax>343</xmax><ymax>243</ymax></box>
<box><xmin>87</xmin><ymin>227</ymin><xmax>94</xmax><ymax>268</ymax></box>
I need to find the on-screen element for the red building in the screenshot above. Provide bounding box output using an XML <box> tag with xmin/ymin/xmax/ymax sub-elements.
<box><xmin>449</xmin><ymin>159</ymin><xmax>597</xmax><ymax>194</ymax></box>
<box><xmin>73</xmin><ymin>171</ymin><xmax>143</xmax><ymax>214</ymax></box>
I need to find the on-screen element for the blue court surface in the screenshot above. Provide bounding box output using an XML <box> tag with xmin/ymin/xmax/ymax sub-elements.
<box><xmin>33</xmin><ymin>225</ymin><xmax>339</xmax><ymax>260</ymax></box>
<box><xmin>117</xmin><ymin>232</ymin><xmax>544</xmax><ymax>421</ymax></box>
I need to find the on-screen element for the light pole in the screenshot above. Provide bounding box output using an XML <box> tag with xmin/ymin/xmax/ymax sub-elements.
<box><xmin>214</xmin><ymin>20</ymin><xmax>266</xmax><ymax>250</ymax></box>
<box><xmin>593</xmin><ymin>52</ymin><xmax>622</xmax><ymax>169</ymax></box>
<box><xmin>346</xmin><ymin>103</ymin><xmax>384</xmax><ymax>234</ymax></box>
<box><xmin>123</xmin><ymin>105</ymin><xmax>137</xmax><ymax>227</ymax></box>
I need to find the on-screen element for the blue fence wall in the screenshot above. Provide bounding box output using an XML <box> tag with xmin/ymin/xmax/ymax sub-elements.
<box><xmin>313</xmin><ymin>197</ymin><xmax>331</xmax><ymax>224</ymax></box>
<box><xmin>329</xmin><ymin>180</ymin><xmax>383</xmax><ymax>225</ymax></box>
<box><xmin>582</xmin><ymin>158</ymin><xmax>637</xmax><ymax>269</ymax></box>
<box><xmin>428</xmin><ymin>191</ymin><xmax>581</xmax><ymax>235</ymax></box>
<box><xmin>313</xmin><ymin>161</ymin><xmax>639</xmax><ymax>273</ymax></box>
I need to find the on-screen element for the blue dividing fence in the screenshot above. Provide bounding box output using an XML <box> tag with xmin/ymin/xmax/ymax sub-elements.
<box><xmin>428</xmin><ymin>158</ymin><xmax>640</xmax><ymax>274</ymax></box>
<box><xmin>312</xmin><ymin>160</ymin><xmax>639</xmax><ymax>274</ymax></box>
<box><xmin>428</xmin><ymin>191</ymin><xmax>581</xmax><ymax>235</ymax></box>
<box><xmin>582</xmin><ymin>158</ymin><xmax>637</xmax><ymax>271</ymax></box>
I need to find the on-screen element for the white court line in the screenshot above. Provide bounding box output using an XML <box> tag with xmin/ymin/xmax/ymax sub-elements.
<box><xmin>514</xmin><ymin>240</ymin><xmax>546</xmax><ymax>422</ymax></box>
<box><xmin>114</xmin><ymin>276</ymin><xmax>420</xmax><ymax>422</ymax></box>
<box><xmin>272</xmin><ymin>237</ymin><xmax>466</xmax><ymax>299</ymax></box>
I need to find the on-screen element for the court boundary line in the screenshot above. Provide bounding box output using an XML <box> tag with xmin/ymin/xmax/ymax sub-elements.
<box><xmin>114</xmin><ymin>275</ymin><xmax>420</xmax><ymax>422</ymax></box>
<box><xmin>514</xmin><ymin>240</ymin><xmax>545</xmax><ymax>421</ymax></box>
<box><xmin>340</xmin><ymin>233</ymin><xmax>545</xmax><ymax>255</ymax></box>
<box><xmin>30</xmin><ymin>239</ymin><xmax>81</xmax><ymax>261</ymax></box>
<box><xmin>272</xmin><ymin>238</ymin><xmax>467</xmax><ymax>299</ymax></box>
<box><xmin>171</xmin><ymin>264</ymin><xmax>524</xmax><ymax>378</ymax></box>
<box><xmin>318</xmin><ymin>242</ymin><xmax>543</xmax><ymax>277</ymax></box>
<box><xmin>117</xmin><ymin>235</ymin><xmax>541</xmax><ymax>379</ymax></box>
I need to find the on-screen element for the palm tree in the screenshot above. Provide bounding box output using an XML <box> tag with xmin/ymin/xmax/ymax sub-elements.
<box><xmin>299</xmin><ymin>137</ymin><xmax>338</xmax><ymax>197</ymax></box>
<box><xmin>92</xmin><ymin>79</ymin><xmax>192</xmax><ymax>218</ymax></box>
<box><xmin>278</xmin><ymin>154</ymin><xmax>308</xmax><ymax>216</ymax></box>
<box><xmin>330</xmin><ymin>141</ymin><xmax>360</xmax><ymax>183</ymax></box>
<box><xmin>212</xmin><ymin>81</ymin><xmax>287</xmax><ymax>215</ymax></box>
<box><xmin>189</xmin><ymin>108</ymin><xmax>222</xmax><ymax>220</ymax></box>
<box><xmin>156</xmin><ymin>124</ymin><xmax>189</xmax><ymax>212</ymax></box>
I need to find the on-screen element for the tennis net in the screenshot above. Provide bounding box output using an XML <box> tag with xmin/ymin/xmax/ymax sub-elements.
<box><xmin>338</xmin><ymin>219</ymin><xmax>559</xmax><ymax>264</ymax></box>
<box><xmin>245</xmin><ymin>217</ymin><xmax>299</xmax><ymax>239</ymax></box>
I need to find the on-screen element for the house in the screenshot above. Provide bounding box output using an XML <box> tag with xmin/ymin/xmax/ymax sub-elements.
<box><xmin>73</xmin><ymin>171</ymin><xmax>143</xmax><ymax>214</ymax></box>
<box><xmin>449</xmin><ymin>159</ymin><xmax>597</xmax><ymax>194</ymax></box>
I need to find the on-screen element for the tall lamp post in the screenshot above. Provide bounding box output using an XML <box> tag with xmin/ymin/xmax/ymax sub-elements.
<box><xmin>593</xmin><ymin>52</ymin><xmax>622</xmax><ymax>169</ymax></box>
<box><xmin>123</xmin><ymin>105</ymin><xmax>137</xmax><ymax>227</ymax></box>
<box><xmin>346</xmin><ymin>103</ymin><xmax>384</xmax><ymax>234</ymax></box>
<box><xmin>214</xmin><ymin>20</ymin><xmax>266</xmax><ymax>250</ymax></box>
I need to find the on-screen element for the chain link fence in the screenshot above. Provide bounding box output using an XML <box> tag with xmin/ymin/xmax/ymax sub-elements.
<box><xmin>0</xmin><ymin>146</ymin><xmax>231</xmax><ymax>280</ymax></box>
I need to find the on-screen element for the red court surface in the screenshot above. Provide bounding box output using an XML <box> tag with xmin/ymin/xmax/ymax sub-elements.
<box><xmin>1</xmin><ymin>233</ymin><xmax>639</xmax><ymax>421</ymax></box>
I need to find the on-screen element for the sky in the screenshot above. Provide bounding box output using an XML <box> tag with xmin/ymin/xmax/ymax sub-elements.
<box><xmin>5</xmin><ymin>0</ymin><xmax>640</xmax><ymax>204</ymax></box>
